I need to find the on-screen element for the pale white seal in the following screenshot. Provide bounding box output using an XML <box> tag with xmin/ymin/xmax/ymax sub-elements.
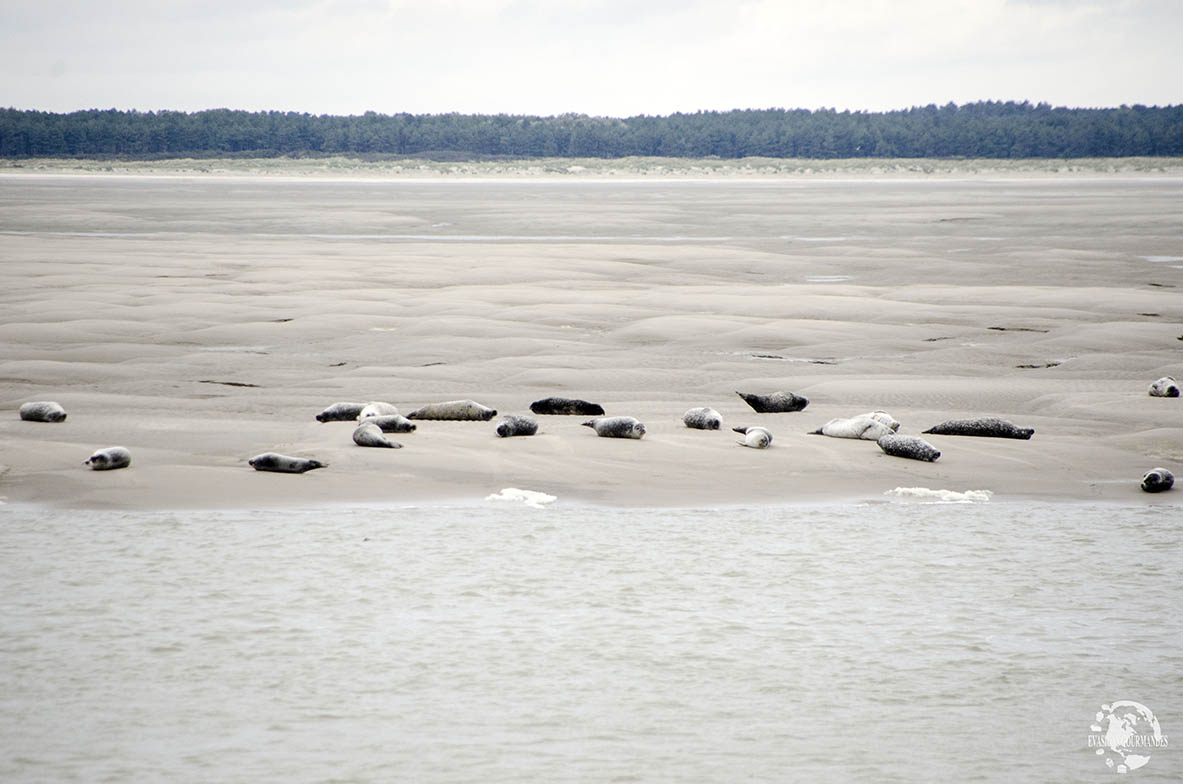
<box><xmin>1148</xmin><ymin>376</ymin><xmax>1180</xmax><ymax>398</ymax></box>
<box><xmin>84</xmin><ymin>446</ymin><xmax>131</xmax><ymax>470</ymax></box>
<box><xmin>407</xmin><ymin>399</ymin><xmax>497</xmax><ymax>421</ymax></box>
<box><xmin>248</xmin><ymin>453</ymin><xmax>326</xmax><ymax>473</ymax></box>
<box><xmin>19</xmin><ymin>401</ymin><xmax>67</xmax><ymax>422</ymax></box>
<box><xmin>582</xmin><ymin>416</ymin><xmax>646</xmax><ymax>439</ymax></box>
<box><xmin>352</xmin><ymin>422</ymin><xmax>402</xmax><ymax>448</ymax></box>
<box><xmin>733</xmin><ymin>425</ymin><xmax>772</xmax><ymax>448</ymax></box>
<box><xmin>682</xmin><ymin>407</ymin><xmax>723</xmax><ymax>430</ymax></box>
<box><xmin>358</xmin><ymin>402</ymin><xmax>400</xmax><ymax>421</ymax></box>
<box><xmin>810</xmin><ymin>413</ymin><xmax>895</xmax><ymax>440</ymax></box>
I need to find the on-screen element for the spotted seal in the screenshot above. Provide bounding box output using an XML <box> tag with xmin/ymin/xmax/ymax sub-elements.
<box><xmin>809</xmin><ymin>413</ymin><xmax>896</xmax><ymax>440</ymax></box>
<box><xmin>733</xmin><ymin>425</ymin><xmax>772</xmax><ymax>449</ymax></box>
<box><xmin>582</xmin><ymin>416</ymin><xmax>646</xmax><ymax>439</ymax></box>
<box><xmin>877</xmin><ymin>433</ymin><xmax>941</xmax><ymax>462</ymax></box>
<box><xmin>530</xmin><ymin>397</ymin><xmax>605</xmax><ymax>416</ymax></box>
<box><xmin>736</xmin><ymin>390</ymin><xmax>809</xmax><ymax>413</ymax></box>
<box><xmin>407</xmin><ymin>399</ymin><xmax>497</xmax><ymax>421</ymax></box>
<box><xmin>1148</xmin><ymin>376</ymin><xmax>1180</xmax><ymax>398</ymax></box>
<box><xmin>315</xmin><ymin>402</ymin><xmax>367</xmax><ymax>422</ymax></box>
<box><xmin>1141</xmin><ymin>467</ymin><xmax>1174</xmax><ymax>493</ymax></box>
<box><xmin>19</xmin><ymin>401</ymin><xmax>67</xmax><ymax>422</ymax></box>
<box><xmin>84</xmin><ymin>446</ymin><xmax>131</xmax><ymax>470</ymax></box>
<box><xmin>358</xmin><ymin>402</ymin><xmax>400</xmax><ymax>421</ymax></box>
<box><xmin>922</xmin><ymin>417</ymin><xmax>1034</xmax><ymax>440</ymax></box>
<box><xmin>248</xmin><ymin>453</ymin><xmax>326</xmax><ymax>473</ymax></box>
<box><xmin>365</xmin><ymin>414</ymin><xmax>417</xmax><ymax>433</ymax></box>
<box><xmin>682</xmin><ymin>407</ymin><xmax>723</xmax><ymax>430</ymax></box>
<box><xmin>495</xmin><ymin>414</ymin><xmax>539</xmax><ymax>438</ymax></box>
<box><xmin>353</xmin><ymin>422</ymin><xmax>402</xmax><ymax>448</ymax></box>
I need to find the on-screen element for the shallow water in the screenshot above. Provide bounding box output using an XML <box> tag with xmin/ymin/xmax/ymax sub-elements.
<box><xmin>1</xmin><ymin>500</ymin><xmax>1179</xmax><ymax>783</ymax></box>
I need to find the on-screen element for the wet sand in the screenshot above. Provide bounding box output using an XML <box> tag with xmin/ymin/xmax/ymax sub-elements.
<box><xmin>1</xmin><ymin>162</ymin><xmax>1180</xmax><ymax>508</ymax></box>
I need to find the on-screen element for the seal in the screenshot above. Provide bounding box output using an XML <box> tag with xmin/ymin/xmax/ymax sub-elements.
<box><xmin>84</xmin><ymin>446</ymin><xmax>131</xmax><ymax>471</ymax></box>
<box><xmin>877</xmin><ymin>433</ymin><xmax>941</xmax><ymax>462</ymax></box>
<box><xmin>315</xmin><ymin>402</ymin><xmax>366</xmax><ymax>422</ymax></box>
<box><xmin>407</xmin><ymin>399</ymin><xmax>497</xmax><ymax>421</ymax></box>
<box><xmin>736</xmin><ymin>390</ymin><xmax>808</xmax><ymax>413</ymax></box>
<box><xmin>358</xmin><ymin>402</ymin><xmax>399</xmax><ymax>421</ymax></box>
<box><xmin>732</xmin><ymin>425</ymin><xmax>772</xmax><ymax>448</ymax></box>
<box><xmin>809</xmin><ymin>413</ymin><xmax>895</xmax><ymax>441</ymax></box>
<box><xmin>495</xmin><ymin>414</ymin><xmax>539</xmax><ymax>437</ymax></box>
<box><xmin>19</xmin><ymin>401</ymin><xmax>67</xmax><ymax>422</ymax></box>
<box><xmin>1141</xmin><ymin>467</ymin><xmax>1175</xmax><ymax>493</ymax></box>
<box><xmin>682</xmin><ymin>407</ymin><xmax>723</xmax><ymax>430</ymax></box>
<box><xmin>248</xmin><ymin>453</ymin><xmax>326</xmax><ymax>473</ymax></box>
<box><xmin>582</xmin><ymin>416</ymin><xmax>646</xmax><ymax>439</ymax></box>
<box><xmin>353</xmin><ymin>422</ymin><xmax>402</xmax><ymax>448</ymax></box>
<box><xmin>365</xmin><ymin>414</ymin><xmax>417</xmax><ymax>433</ymax></box>
<box><xmin>922</xmin><ymin>417</ymin><xmax>1034</xmax><ymax>440</ymax></box>
<box><xmin>1148</xmin><ymin>376</ymin><xmax>1180</xmax><ymax>398</ymax></box>
<box><xmin>530</xmin><ymin>397</ymin><xmax>605</xmax><ymax>416</ymax></box>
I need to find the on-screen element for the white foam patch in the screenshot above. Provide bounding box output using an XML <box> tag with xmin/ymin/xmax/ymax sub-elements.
<box><xmin>806</xmin><ymin>275</ymin><xmax>854</xmax><ymax>283</ymax></box>
<box><xmin>885</xmin><ymin>487</ymin><xmax>993</xmax><ymax>503</ymax></box>
<box><xmin>1143</xmin><ymin>255</ymin><xmax>1183</xmax><ymax>263</ymax></box>
<box><xmin>485</xmin><ymin>488</ymin><xmax>557</xmax><ymax>508</ymax></box>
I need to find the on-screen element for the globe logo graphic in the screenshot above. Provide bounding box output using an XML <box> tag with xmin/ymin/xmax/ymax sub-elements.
<box><xmin>1089</xmin><ymin>701</ymin><xmax>1167</xmax><ymax>773</ymax></box>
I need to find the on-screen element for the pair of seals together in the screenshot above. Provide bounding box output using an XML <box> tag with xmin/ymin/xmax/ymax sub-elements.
<box><xmin>316</xmin><ymin>399</ymin><xmax>498</xmax><ymax>422</ymax></box>
<box><xmin>1149</xmin><ymin>376</ymin><xmax>1180</xmax><ymax>398</ymax></box>
<box><xmin>810</xmin><ymin>411</ymin><xmax>901</xmax><ymax>441</ymax></box>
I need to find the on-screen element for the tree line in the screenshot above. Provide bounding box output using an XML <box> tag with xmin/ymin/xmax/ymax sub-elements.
<box><xmin>2</xmin><ymin>101</ymin><xmax>1181</xmax><ymax>159</ymax></box>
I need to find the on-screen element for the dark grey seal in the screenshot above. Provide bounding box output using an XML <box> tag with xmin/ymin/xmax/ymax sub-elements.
<box><xmin>315</xmin><ymin>402</ymin><xmax>366</xmax><ymax>422</ymax></box>
<box><xmin>19</xmin><ymin>401</ymin><xmax>67</xmax><ymax>422</ymax></box>
<box><xmin>736</xmin><ymin>390</ymin><xmax>809</xmax><ymax>413</ymax></box>
<box><xmin>407</xmin><ymin>399</ymin><xmax>497</xmax><ymax>421</ymax></box>
<box><xmin>365</xmin><ymin>414</ymin><xmax>417</xmax><ymax>433</ymax></box>
<box><xmin>732</xmin><ymin>425</ymin><xmax>772</xmax><ymax>448</ymax></box>
<box><xmin>1141</xmin><ymin>467</ymin><xmax>1175</xmax><ymax>493</ymax></box>
<box><xmin>922</xmin><ymin>417</ymin><xmax>1034</xmax><ymax>440</ymax></box>
<box><xmin>682</xmin><ymin>407</ymin><xmax>723</xmax><ymax>430</ymax></box>
<box><xmin>353</xmin><ymin>422</ymin><xmax>402</xmax><ymax>448</ymax></box>
<box><xmin>582</xmin><ymin>416</ymin><xmax>646</xmax><ymax>439</ymax></box>
<box><xmin>248</xmin><ymin>453</ymin><xmax>326</xmax><ymax>473</ymax></box>
<box><xmin>877</xmin><ymin>433</ymin><xmax>941</xmax><ymax>462</ymax></box>
<box><xmin>530</xmin><ymin>397</ymin><xmax>605</xmax><ymax>416</ymax></box>
<box><xmin>1148</xmin><ymin>376</ymin><xmax>1180</xmax><ymax>397</ymax></box>
<box><xmin>495</xmin><ymin>414</ymin><xmax>539</xmax><ymax>437</ymax></box>
<box><xmin>84</xmin><ymin>446</ymin><xmax>131</xmax><ymax>470</ymax></box>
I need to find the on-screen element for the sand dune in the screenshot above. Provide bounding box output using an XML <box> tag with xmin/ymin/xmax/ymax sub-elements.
<box><xmin>1</xmin><ymin>163</ymin><xmax>1180</xmax><ymax>508</ymax></box>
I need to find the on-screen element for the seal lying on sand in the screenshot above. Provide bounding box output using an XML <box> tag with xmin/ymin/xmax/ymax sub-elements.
<box><xmin>495</xmin><ymin>414</ymin><xmax>538</xmax><ymax>437</ymax></box>
<box><xmin>353</xmin><ymin>422</ymin><xmax>402</xmax><ymax>448</ymax></box>
<box><xmin>877</xmin><ymin>433</ymin><xmax>941</xmax><ymax>462</ymax></box>
<box><xmin>1141</xmin><ymin>467</ymin><xmax>1175</xmax><ymax>493</ymax></box>
<box><xmin>249</xmin><ymin>453</ymin><xmax>326</xmax><ymax>473</ymax></box>
<box><xmin>582</xmin><ymin>416</ymin><xmax>646</xmax><ymax>439</ymax></box>
<box><xmin>407</xmin><ymin>400</ymin><xmax>497</xmax><ymax>421</ymax></box>
<box><xmin>365</xmin><ymin>414</ymin><xmax>417</xmax><ymax>433</ymax></box>
<box><xmin>358</xmin><ymin>402</ymin><xmax>399</xmax><ymax>420</ymax></box>
<box><xmin>315</xmin><ymin>402</ymin><xmax>366</xmax><ymax>422</ymax></box>
<box><xmin>682</xmin><ymin>407</ymin><xmax>723</xmax><ymax>430</ymax></box>
<box><xmin>1148</xmin><ymin>376</ymin><xmax>1180</xmax><ymax>397</ymax></box>
<box><xmin>922</xmin><ymin>417</ymin><xmax>1034</xmax><ymax>440</ymax></box>
<box><xmin>530</xmin><ymin>397</ymin><xmax>605</xmax><ymax>416</ymax></box>
<box><xmin>84</xmin><ymin>446</ymin><xmax>131</xmax><ymax>470</ymax></box>
<box><xmin>810</xmin><ymin>412</ymin><xmax>897</xmax><ymax>440</ymax></box>
<box><xmin>733</xmin><ymin>425</ymin><xmax>772</xmax><ymax>449</ymax></box>
<box><xmin>736</xmin><ymin>390</ymin><xmax>808</xmax><ymax>413</ymax></box>
<box><xmin>19</xmin><ymin>401</ymin><xmax>67</xmax><ymax>422</ymax></box>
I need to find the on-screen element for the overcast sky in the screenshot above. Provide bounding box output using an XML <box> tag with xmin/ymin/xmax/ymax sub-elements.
<box><xmin>3</xmin><ymin>0</ymin><xmax>1180</xmax><ymax>117</ymax></box>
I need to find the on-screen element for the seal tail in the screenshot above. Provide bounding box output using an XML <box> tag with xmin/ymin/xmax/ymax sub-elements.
<box><xmin>581</xmin><ymin>419</ymin><xmax>598</xmax><ymax>428</ymax></box>
<box><xmin>731</xmin><ymin>425</ymin><xmax>749</xmax><ymax>434</ymax></box>
<box><xmin>807</xmin><ymin>428</ymin><xmax>823</xmax><ymax>435</ymax></box>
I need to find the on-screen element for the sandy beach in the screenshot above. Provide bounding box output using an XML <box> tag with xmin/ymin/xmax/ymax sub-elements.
<box><xmin>1</xmin><ymin>158</ymin><xmax>1181</xmax><ymax>508</ymax></box>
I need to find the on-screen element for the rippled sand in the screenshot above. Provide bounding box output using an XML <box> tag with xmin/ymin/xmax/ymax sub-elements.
<box><xmin>1</xmin><ymin>166</ymin><xmax>1181</xmax><ymax>508</ymax></box>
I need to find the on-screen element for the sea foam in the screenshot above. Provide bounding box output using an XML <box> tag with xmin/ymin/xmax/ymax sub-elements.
<box><xmin>485</xmin><ymin>488</ymin><xmax>557</xmax><ymax>508</ymax></box>
<box><xmin>886</xmin><ymin>487</ymin><xmax>993</xmax><ymax>503</ymax></box>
